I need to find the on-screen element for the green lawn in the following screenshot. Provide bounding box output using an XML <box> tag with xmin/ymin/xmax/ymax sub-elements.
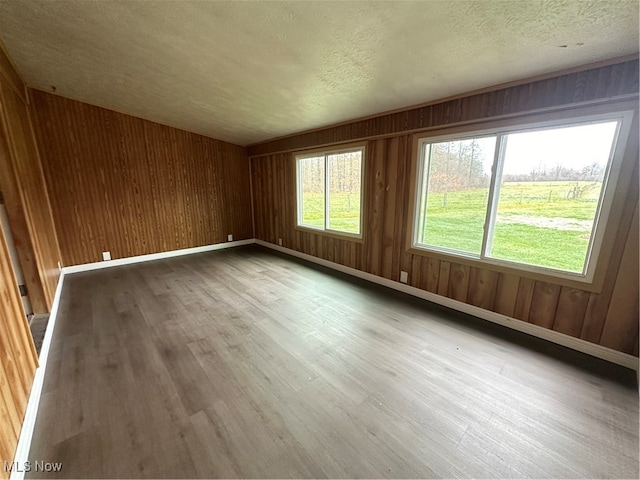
<box><xmin>301</xmin><ymin>181</ymin><xmax>601</xmax><ymax>273</ymax></box>
<box><xmin>419</xmin><ymin>181</ymin><xmax>601</xmax><ymax>272</ymax></box>
<box><xmin>300</xmin><ymin>192</ymin><xmax>361</xmax><ymax>234</ymax></box>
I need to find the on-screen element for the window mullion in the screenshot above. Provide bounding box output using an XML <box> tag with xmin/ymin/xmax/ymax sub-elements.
<box><xmin>416</xmin><ymin>143</ymin><xmax>429</xmax><ymax>246</ymax></box>
<box><xmin>324</xmin><ymin>154</ymin><xmax>330</xmax><ymax>230</ymax></box>
<box><xmin>481</xmin><ymin>135</ymin><xmax>507</xmax><ymax>258</ymax></box>
<box><xmin>296</xmin><ymin>159</ymin><xmax>302</xmax><ymax>226</ymax></box>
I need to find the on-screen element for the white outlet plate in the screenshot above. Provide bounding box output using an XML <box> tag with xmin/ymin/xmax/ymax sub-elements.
<box><xmin>400</xmin><ymin>271</ymin><xmax>408</xmax><ymax>283</ymax></box>
<box><xmin>278</xmin><ymin>238</ymin><xmax>283</xmax><ymax>246</ymax></box>
<box><xmin>227</xmin><ymin>234</ymin><xmax>233</xmax><ymax>242</ymax></box>
<box><xmin>102</xmin><ymin>251</ymin><xmax>111</xmax><ymax>261</ymax></box>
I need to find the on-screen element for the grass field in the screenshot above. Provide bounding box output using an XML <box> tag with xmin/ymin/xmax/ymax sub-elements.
<box><xmin>300</xmin><ymin>192</ymin><xmax>362</xmax><ymax>233</ymax></box>
<box><xmin>301</xmin><ymin>181</ymin><xmax>601</xmax><ymax>273</ymax></box>
<box><xmin>419</xmin><ymin>181</ymin><xmax>601</xmax><ymax>272</ymax></box>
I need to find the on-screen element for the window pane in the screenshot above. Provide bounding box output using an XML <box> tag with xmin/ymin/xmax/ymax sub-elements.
<box><xmin>417</xmin><ymin>137</ymin><xmax>495</xmax><ymax>254</ymax></box>
<box><xmin>490</xmin><ymin>121</ymin><xmax>618</xmax><ymax>273</ymax></box>
<box><xmin>298</xmin><ymin>156</ymin><xmax>325</xmax><ymax>229</ymax></box>
<box><xmin>327</xmin><ymin>151</ymin><xmax>362</xmax><ymax>234</ymax></box>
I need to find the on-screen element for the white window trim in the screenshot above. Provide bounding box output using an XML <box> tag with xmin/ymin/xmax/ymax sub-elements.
<box><xmin>411</xmin><ymin>109</ymin><xmax>635</xmax><ymax>284</ymax></box>
<box><xmin>295</xmin><ymin>145</ymin><xmax>365</xmax><ymax>239</ymax></box>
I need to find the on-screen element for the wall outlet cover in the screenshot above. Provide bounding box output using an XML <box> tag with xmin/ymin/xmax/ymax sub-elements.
<box><xmin>102</xmin><ymin>251</ymin><xmax>111</xmax><ymax>261</ymax></box>
<box><xmin>228</xmin><ymin>234</ymin><xmax>233</xmax><ymax>241</ymax></box>
<box><xmin>278</xmin><ymin>238</ymin><xmax>283</xmax><ymax>246</ymax></box>
<box><xmin>400</xmin><ymin>271</ymin><xmax>408</xmax><ymax>283</ymax></box>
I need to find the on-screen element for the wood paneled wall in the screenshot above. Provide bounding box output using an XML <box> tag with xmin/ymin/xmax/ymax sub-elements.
<box><xmin>0</xmin><ymin>42</ymin><xmax>55</xmax><ymax>476</ymax></box>
<box><xmin>0</xmin><ymin>218</ymin><xmax>37</xmax><ymax>479</ymax></box>
<box><xmin>0</xmin><ymin>47</ymin><xmax>61</xmax><ymax>312</ymax></box>
<box><xmin>250</xmin><ymin>59</ymin><xmax>640</xmax><ymax>356</ymax></box>
<box><xmin>29</xmin><ymin>91</ymin><xmax>253</xmax><ymax>267</ymax></box>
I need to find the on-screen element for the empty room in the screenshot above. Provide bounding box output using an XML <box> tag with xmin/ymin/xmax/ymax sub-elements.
<box><xmin>0</xmin><ymin>1</ymin><xmax>638</xmax><ymax>478</ymax></box>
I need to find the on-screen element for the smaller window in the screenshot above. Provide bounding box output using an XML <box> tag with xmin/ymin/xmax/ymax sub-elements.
<box><xmin>296</xmin><ymin>146</ymin><xmax>364</xmax><ymax>237</ymax></box>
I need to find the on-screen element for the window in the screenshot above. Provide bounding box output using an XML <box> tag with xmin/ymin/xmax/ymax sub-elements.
<box><xmin>296</xmin><ymin>146</ymin><xmax>364</xmax><ymax>237</ymax></box>
<box><xmin>413</xmin><ymin>110</ymin><xmax>633</xmax><ymax>281</ymax></box>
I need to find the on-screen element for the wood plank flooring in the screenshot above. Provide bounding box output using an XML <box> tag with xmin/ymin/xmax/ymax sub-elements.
<box><xmin>27</xmin><ymin>245</ymin><xmax>638</xmax><ymax>478</ymax></box>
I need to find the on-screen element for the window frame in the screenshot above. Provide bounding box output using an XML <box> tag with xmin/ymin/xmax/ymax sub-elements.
<box><xmin>295</xmin><ymin>143</ymin><xmax>366</xmax><ymax>240</ymax></box>
<box><xmin>408</xmin><ymin>104</ymin><xmax>635</xmax><ymax>290</ymax></box>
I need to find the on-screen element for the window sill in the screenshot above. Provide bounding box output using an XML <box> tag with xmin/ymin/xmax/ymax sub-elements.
<box><xmin>294</xmin><ymin>225</ymin><xmax>365</xmax><ymax>244</ymax></box>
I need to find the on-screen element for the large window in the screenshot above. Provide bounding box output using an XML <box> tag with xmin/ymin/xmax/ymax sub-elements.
<box><xmin>296</xmin><ymin>146</ymin><xmax>364</xmax><ymax>237</ymax></box>
<box><xmin>413</xmin><ymin>110</ymin><xmax>633</xmax><ymax>280</ymax></box>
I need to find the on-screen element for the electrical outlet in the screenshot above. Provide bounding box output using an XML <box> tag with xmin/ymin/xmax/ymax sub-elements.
<box><xmin>400</xmin><ymin>271</ymin><xmax>408</xmax><ymax>283</ymax></box>
<box><xmin>102</xmin><ymin>251</ymin><xmax>111</xmax><ymax>261</ymax></box>
<box><xmin>278</xmin><ymin>238</ymin><xmax>283</xmax><ymax>246</ymax></box>
<box><xmin>227</xmin><ymin>234</ymin><xmax>233</xmax><ymax>242</ymax></box>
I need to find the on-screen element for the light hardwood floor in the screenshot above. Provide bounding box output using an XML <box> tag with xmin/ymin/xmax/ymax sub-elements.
<box><xmin>27</xmin><ymin>245</ymin><xmax>638</xmax><ymax>478</ymax></box>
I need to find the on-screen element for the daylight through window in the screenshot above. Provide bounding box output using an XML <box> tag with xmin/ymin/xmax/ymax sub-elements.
<box><xmin>413</xmin><ymin>111</ymin><xmax>632</xmax><ymax>278</ymax></box>
<box><xmin>296</xmin><ymin>146</ymin><xmax>364</xmax><ymax>237</ymax></box>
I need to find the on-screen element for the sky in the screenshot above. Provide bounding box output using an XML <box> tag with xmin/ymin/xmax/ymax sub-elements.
<box><xmin>502</xmin><ymin>121</ymin><xmax>618</xmax><ymax>176</ymax></box>
<box><xmin>437</xmin><ymin>120</ymin><xmax>619</xmax><ymax>176</ymax></box>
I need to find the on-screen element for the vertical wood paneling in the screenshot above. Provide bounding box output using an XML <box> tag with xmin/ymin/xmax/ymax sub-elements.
<box><xmin>437</xmin><ymin>261</ymin><xmax>451</xmax><ymax>297</ymax></box>
<box><xmin>366</xmin><ymin>139</ymin><xmax>385</xmax><ymax>277</ymax></box>
<box><xmin>409</xmin><ymin>255</ymin><xmax>421</xmax><ymax>288</ymax></box>
<box><xmin>0</xmin><ymin>215</ymin><xmax>37</xmax><ymax>477</ymax></box>
<box><xmin>494</xmin><ymin>274</ymin><xmax>520</xmax><ymax>317</ymax></box>
<box><xmin>0</xmin><ymin>118</ymin><xmax>46</xmax><ymax>312</ymax></box>
<box><xmin>265</xmin><ymin>153</ymin><xmax>276</xmax><ymax>244</ymax></box>
<box><xmin>0</xmin><ymin>80</ymin><xmax>61</xmax><ymax>310</ymax></box>
<box><xmin>29</xmin><ymin>91</ymin><xmax>252</xmax><ymax>266</ymax></box>
<box><xmin>252</xmin><ymin>160</ymin><xmax>264</xmax><ymax>241</ymax></box>
<box><xmin>467</xmin><ymin>268</ymin><xmax>498</xmax><ymax>311</ymax></box>
<box><xmin>552</xmin><ymin>288</ymin><xmax>590</xmax><ymax>337</ymax></box>
<box><xmin>395</xmin><ymin>136</ymin><xmax>413</xmax><ymax>278</ymax></box>
<box><xmin>448</xmin><ymin>263</ymin><xmax>470</xmax><ymax>302</ymax></box>
<box><xmin>0</xmin><ymin>44</ymin><xmax>48</xmax><ymax>476</ymax></box>
<box><xmin>381</xmin><ymin>137</ymin><xmax>398</xmax><ymax>280</ymax></box>
<box><xmin>425</xmin><ymin>258</ymin><xmax>441</xmax><ymax>294</ymax></box>
<box><xmin>528</xmin><ymin>282</ymin><xmax>562</xmax><ymax>329</ymax></box>
<box><xmin>250</xmin><ymin>60</ymin><xmax>638</xmax><ymax>356</ymax></box>
<box><xmin>599</xmin><ymin>202</ymin><xmax>639</xmax><ymax>352</ymax></box>
<box><xmin>0</xmin><ymin>368</ymin><xmax>20</xmax><ymax>477</ymax></box>
<box><xmin>580</xmin><ymin>134</ymin><xmax>639</xmax><ymax>344</ymax></box>
<box><xmin>513</xmin><ymin>278</ymin><xmax>535</xmax><ymax>322</ymax></box>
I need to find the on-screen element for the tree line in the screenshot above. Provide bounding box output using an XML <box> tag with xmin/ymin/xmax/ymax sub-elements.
<box><xmin>427</xmin><ymin>139</ymin><xmax>489</xmax><ymax>193</ymax></box>
<box><xmin>428</xmin><ymin>139</ymin><xmax>606</xmax><ymax>193</ymax></box>
<box><xmin>299</xmin><ymin>152</ymin><xmax>362</xmax><ymax>194</ymax></box>
<box><xmin>503</xmin><ymin>161</ymin><xmax>604</xmax><ymax>183</ymax></box>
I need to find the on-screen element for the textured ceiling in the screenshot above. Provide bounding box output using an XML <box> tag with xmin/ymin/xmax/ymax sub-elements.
<box><xmin>0</xmin><ymin>0</ymin><xmax>638</xmax><ymax>146</ymax></box>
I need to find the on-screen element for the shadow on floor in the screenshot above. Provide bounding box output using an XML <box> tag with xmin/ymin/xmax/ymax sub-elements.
<box><xmin>29</xmin><ymin>313</ymin><xmax>49</xmax><ymax>355</ymax></box>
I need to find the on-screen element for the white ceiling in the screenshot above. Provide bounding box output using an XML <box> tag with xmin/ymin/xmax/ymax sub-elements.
<box><xmin>0</xmin><ymin>0</ymin><xmax>638</xmax><ymax>146</ymax></box>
